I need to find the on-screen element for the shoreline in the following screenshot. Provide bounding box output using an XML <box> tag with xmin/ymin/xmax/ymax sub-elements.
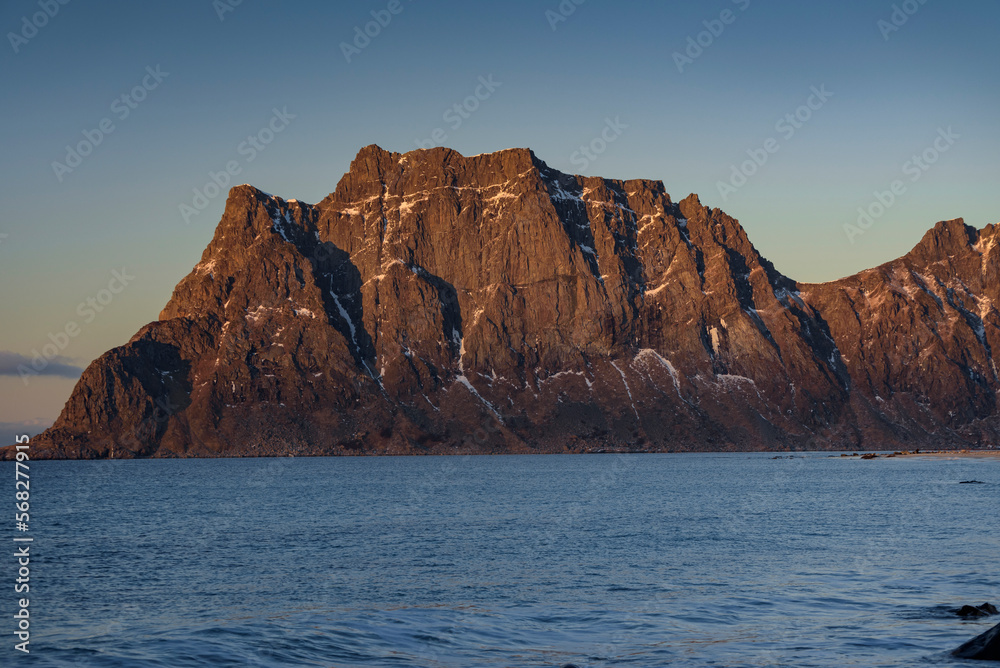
<box><xmin>2</xmin><ymin>447</ymin><xmax>1000</xmax><ymax>462</ymax></box>
<box><xmin>841</xmin><ymin>449</ymin><xmax>1000</xmax><ymax>460</ymax></box>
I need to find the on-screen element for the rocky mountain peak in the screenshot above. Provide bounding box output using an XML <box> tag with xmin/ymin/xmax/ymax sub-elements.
<box><xmin>907</xmin><ymin>217</ymin><xmax>976</xmax><ymax>264</ymax></box>
<box><xmin>325</xmin><ymin>145</ymin><xmax>545</xmax><ymax>210</ymax></box>
<box><xmin>8</xmin><ymin>146</ymin><xmax>1000</xmax><ymax>459</ymax></box>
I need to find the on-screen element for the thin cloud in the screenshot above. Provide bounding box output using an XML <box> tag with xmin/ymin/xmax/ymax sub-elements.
<box><xmin>0</xmin><ymin>351</ymin><xmax>83</xmax><ymax>378</ymax></box>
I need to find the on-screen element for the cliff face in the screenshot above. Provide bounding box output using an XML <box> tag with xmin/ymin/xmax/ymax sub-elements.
<box><xmin>15</xmin><ymin>145</ymin><xmax>1000</xmax><ymax>458</ymax></box>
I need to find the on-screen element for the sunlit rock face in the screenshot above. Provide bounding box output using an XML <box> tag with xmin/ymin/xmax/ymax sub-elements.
<box><xmin>20</xmin><ymin>146</ymin><xmax>1000</xmax><ymax>458</ymax></box>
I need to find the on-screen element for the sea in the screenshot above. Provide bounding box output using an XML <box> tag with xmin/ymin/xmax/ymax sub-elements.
<box><xmin>2</xmin><ymin>451</ymin><xmax>998</xmax><ymax>667</ymax></box>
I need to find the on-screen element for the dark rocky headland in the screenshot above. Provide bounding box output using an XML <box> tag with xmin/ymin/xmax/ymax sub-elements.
<box><xmin>8</xmin><ymin>145</ymin><xmax>1000</xmax><ymax>459</ymax></box>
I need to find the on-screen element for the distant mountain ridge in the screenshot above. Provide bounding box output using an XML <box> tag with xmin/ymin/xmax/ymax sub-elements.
<box><xmin>10</xmin><ymin>145</ymin><xmax>1000</xmax><ymax>458</ymax></box>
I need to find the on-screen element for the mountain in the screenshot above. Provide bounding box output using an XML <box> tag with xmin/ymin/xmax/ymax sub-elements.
<box><xmin>8</xmin><ymin>145</ymin><xmax>1000</xmax><ymax>459</ymax></box>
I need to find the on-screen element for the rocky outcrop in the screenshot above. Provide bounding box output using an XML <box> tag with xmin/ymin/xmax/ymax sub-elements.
<box><xmin>959</xmin><ymin>604</ymin><xmax>1000</xmax><ymax>618</ymax></box>
<box><xmin>954</xmin><ymin>621</ymin><xmax>1000</xmax><ymax>661</ymax></box>
<box><xmin>8</xmin><ymin>145</ymin><xmax>1000</xmax><ymax>458</ymax></box>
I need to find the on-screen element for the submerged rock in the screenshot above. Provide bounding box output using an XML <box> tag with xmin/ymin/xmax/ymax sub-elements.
<box><xmin>953</xmin><ymin>621</ymin><xmax>1000</xmax><ymax>660</ymax></box>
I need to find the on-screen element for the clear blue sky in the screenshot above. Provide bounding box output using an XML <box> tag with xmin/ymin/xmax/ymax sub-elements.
<box><xmin>2</xmin><ymin>0</ymin><xmax>999</xmax><ymax>436</ymax></box>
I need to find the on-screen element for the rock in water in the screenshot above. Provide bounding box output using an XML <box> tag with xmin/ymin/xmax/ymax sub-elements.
<box><xmin>9</xmin><ymin>145</ymin><xmax>1000</xmax><ymax>458</ymax></box>
<box><xmin>959</xmin><ymin>604</ymin><xmax>1000</xmax><ymax>618</ymax></box>
<box><xmin>953</xmin><ymin>621</ymin><xmax>1000</xmax><ymax>660</ymax></box>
